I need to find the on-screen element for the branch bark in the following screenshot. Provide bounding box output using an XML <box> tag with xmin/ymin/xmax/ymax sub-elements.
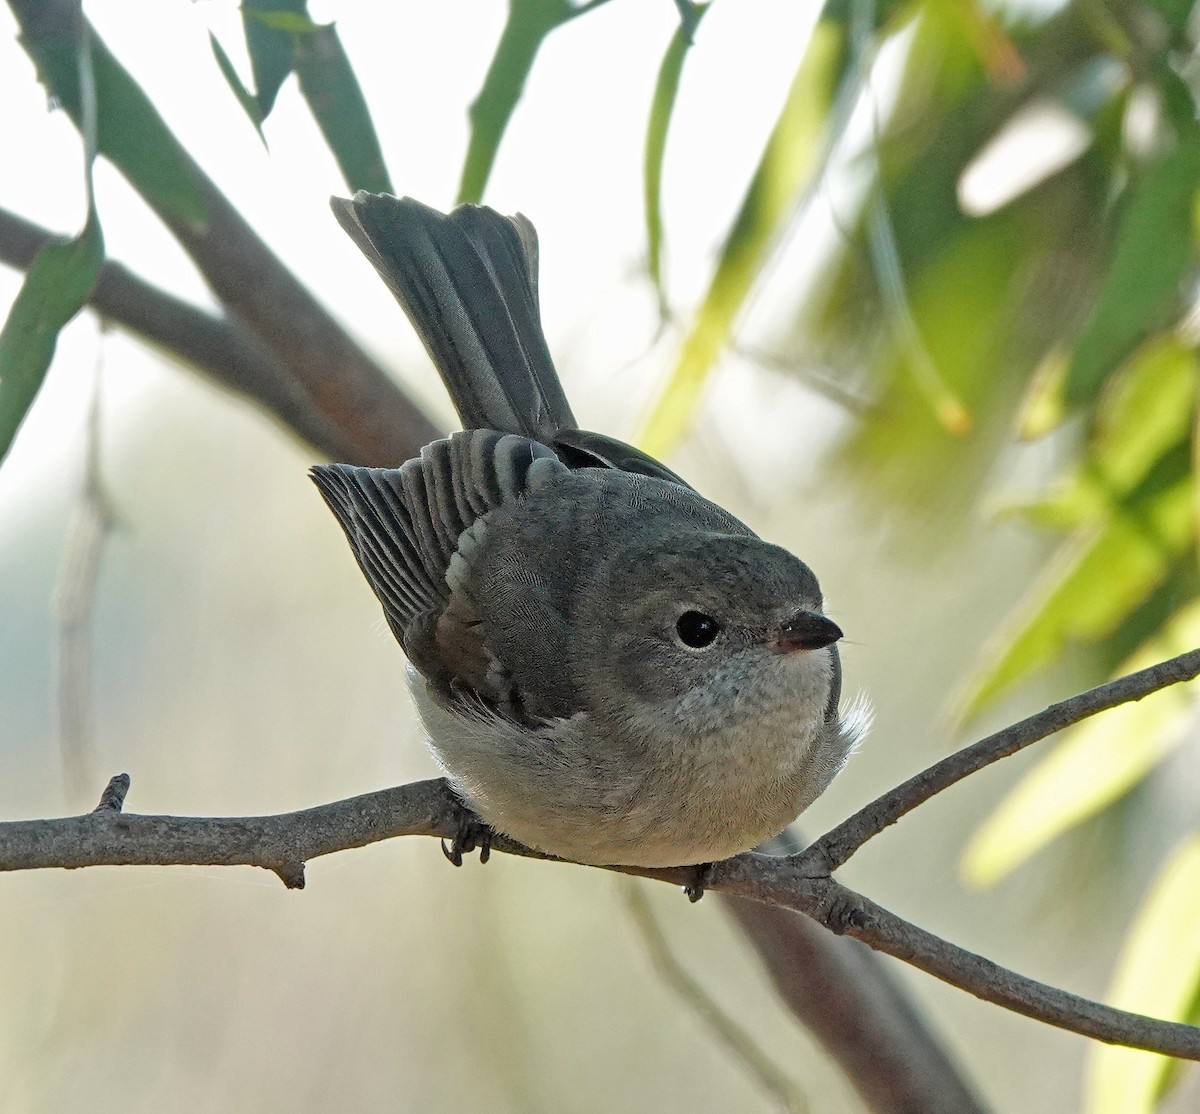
<box><xmin>10</xmin><ymin>0</ymin><xmax>440</xmax><ymax>467</ymax></box>
<box><xmin>0</xmin><ymin>207</ymin><xmax>367</xmax><ymax>461</ymax></box>
<box><xmin>6</xmin><ymin>640</ymin><xmax>1200</xmax><ymax>1065</ymax></box>
<box><xmin>812</xmin><ymin>648</ymin><xmax>1200</xmax><ymax>871</ymax></box>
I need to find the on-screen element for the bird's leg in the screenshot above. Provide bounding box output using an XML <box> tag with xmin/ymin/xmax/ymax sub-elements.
<box><xmin>440</xmin><ymin>794</ymin><xmax>495</xmax><ymax>866</ymax></box>
<box><xmin>683</xmin><ymin>861</ymin><xmax>716</xmax><ymax>902</ymax></box>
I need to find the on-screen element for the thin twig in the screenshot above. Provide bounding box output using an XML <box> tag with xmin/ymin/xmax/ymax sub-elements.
<box><xmin>622</xmin><ymin>879</ymin><xmax>809</xmax><ymax>1114</ymax></box>
<box><xmin>811</xmin><ymin>647</ymin><xmax>1200</xmax><ymax>871</ymax></box>
<box><xmin>52</xmin><ymin>348</ymin><xmax>112</xmax><ymax>805</ymax></box>
<box><xmin>1</xmin><ymin>763</ymin><xmax>1198</xmax><ymax>1060</ymax></box>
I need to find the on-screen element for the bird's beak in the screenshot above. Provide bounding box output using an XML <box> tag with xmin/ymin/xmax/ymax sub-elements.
<box><xmin>771</xmin><ymin>611</ymin><xmax>842</xmax><ymax>654</ymax></box>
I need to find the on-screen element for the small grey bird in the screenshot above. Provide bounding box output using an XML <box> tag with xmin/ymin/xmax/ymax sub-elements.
<box><xmin>311</xmin><ymin>194</ymin><xmax>863</xmax><ymax>871</ymax></box>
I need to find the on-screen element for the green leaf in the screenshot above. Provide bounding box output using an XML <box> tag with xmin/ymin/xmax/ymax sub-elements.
<box><xmin>22</xmin><ymin>26</ymin><xmax>206</xmax><ymax>230</ymax></box>
<box><xmin>458</xmin><ymin>0</ymin><xmax>576</xmax><ymax>204</ymax></box>
<box><xmin>644</xmin><ymin>3</ymin><xmax>710</xmax><ymax>315</ymax></box>
<box><xmin>1065</xmin><ymin>128</ymin><xmax>1200</xmax><ymax>407</ymax></box>
<box><xmin>1086</xmin><ymin>834</ymin><xmax>1200</xmax><ymax>1114</ymax></box>
<box><xmin>241</xmin><ymin>0</ymin><xmax>309</xmax><ymax>117</ymax></box>
<box><xmin>1083</xmin><ymin>336</ymin><xmax>1198</xmax><ymax>493</ymax></box>
<box><xmin>961</xmin><ymin>600</ymin><xmax>1200</xmax><ymax>887</ymax></box>
<box><xmin>294</xmin><ymin>26</ymin><xmax>392</xmax><ymax>194</ymax></box>
<box><xmin>209</xmin><ymin>32</ymin><xmax>267</xmax><ymax>144</ymax></box>
<box><xmin>640</xmin><ymin>12</ymin><xmax>849</xmax><ymax>456</ymax></box>
<box><xmin>0</xmin><ymin>217</ymin><xmax>105</xmax><ymax>465</ymax></box>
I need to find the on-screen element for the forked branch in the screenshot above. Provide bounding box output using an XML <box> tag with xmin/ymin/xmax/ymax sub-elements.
<box><xmin>2</xmin><ymin>651</ymin><xmax>1199</xmax><ymax>1061</ymax></box>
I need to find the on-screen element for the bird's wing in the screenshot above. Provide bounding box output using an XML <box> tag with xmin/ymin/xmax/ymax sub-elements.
<box><xmin>311</xmin><ymin>429</ymin><xmax>567</xmax><ymax>711</ymax></box>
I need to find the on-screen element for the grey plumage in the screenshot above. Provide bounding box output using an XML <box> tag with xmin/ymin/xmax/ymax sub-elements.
<box><xmin>312</xmin><ymin>194</ymin><xmax>863</xmax><ymax>868</ymax></box>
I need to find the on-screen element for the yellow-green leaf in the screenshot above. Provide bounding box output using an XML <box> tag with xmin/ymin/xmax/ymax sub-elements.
<box><xmin>644</xmin><ymin>3</ymin><xmax>710</xmax><ymax>315</ymax></box>
<box><xmin>639</xmin><ymin>13</ymin><xmax>848</xmax><ymax>457</ymax></box>
<box><xmin>1086</xmin><ymin>834</ymin><xmax>1200</xmax><ymax>1114</ymax></box>
<box><xmin>1016</xmin><ymin>337</ymin><xmax>1198</xmax><ymax>528</ymax></box>
<box><xmin>1083</xmin><ymin>335</ymin><xmax>1197</xmax><ymax>497</ymax></box>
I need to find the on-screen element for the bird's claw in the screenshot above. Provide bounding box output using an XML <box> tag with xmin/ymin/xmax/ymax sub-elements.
<box><xmin>683</xmin><ymin>862</ymin><xmax>716</xmax><ymax>902</ymax></box>
<box><xmin>441</xmin><ymin>800</ymin><xmax>493</xmax><ymax>867</ymax></box>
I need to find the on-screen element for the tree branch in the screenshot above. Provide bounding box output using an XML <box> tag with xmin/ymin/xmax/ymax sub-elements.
<box><xmin>3</xmin><ymin>760</ymin><xmax>1198</xmax><ymax>1061</ymax></box>
<box><xmin>10</xmin><ymin>0</ymin><xmax>440</xmax><ymax>467</ymax></box>
<box><xmin>0</xmin><ymin>207</ymin><xmax>363</xmax><ymax>461</ymax></box>
<box><xmin>811</xmin><ymin>648</ymin><xmax>1200</xmax><ymax>871</ymax></box>
<box><xmin>724</xmin><ymin>831</ymin><xmax>989</xmax><ymax>1114</ymax></box>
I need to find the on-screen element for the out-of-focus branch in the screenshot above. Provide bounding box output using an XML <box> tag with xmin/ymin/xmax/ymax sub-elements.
<box><xmin>10</xmin><ymin>0</ymin><xmax>440</xmax><ymax>467</ymax></box>
<box><xmin>52</xmin><ymin>363</ymin><xmax>110</xmax><ymax>805</ymax></box>
<box><xmin>623</xmin><ymin>880</ymin><xmax>810</xmax><ymax>1114</ymax></box>
<box><xmin>725</xmin><ymin>902</ymin><xmax>988</xmax><ymax>1114</ymax></box>
<box><xmin>724</xmin><ymin>829</ymin><xmax>989</xmax><ymax>1114</ymax></box>
<box><xmin>0</xmin><ymin>207</ymin><xmax>365</xmax><ymax>461</ymax></box>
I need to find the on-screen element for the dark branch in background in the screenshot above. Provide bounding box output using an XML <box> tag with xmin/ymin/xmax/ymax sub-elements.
<box><xmin>162</xmin><ymin>168</ymin><xmax>439</xmax><ymax>465</ymax></box>
<box><xmin>726</xmin><ymin>832</ymin><xmax>988</xmax><ymax>1114</ymax></box>
<box><xmin>0</xmin><ymin>208</ymin><xmax>363</xmax><ymax>462</ymax></box>
<box><xmin>11</xmin><ymin>0</ymin><xmax>440</xmax><ymax>468</ymax></box>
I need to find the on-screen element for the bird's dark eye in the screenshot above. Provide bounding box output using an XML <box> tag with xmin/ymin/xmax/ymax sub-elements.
<box><xmin>676</xmin><ymin>611</ymin><xmax>720</xmax><ymax>648</ymax></box>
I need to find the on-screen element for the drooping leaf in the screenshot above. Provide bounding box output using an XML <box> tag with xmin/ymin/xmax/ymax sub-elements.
<box><xmin>961</xmin><ymin>600</ymin><xmax>1200</xmax><ymax>887</ymax></box>
<box><xmin>640</xmin><ymin>10</ymin><xmax>849</xmax><ymax>456</ymax></box>
<box><xmin>229</xmin><ymin>4</ymin><xmax>391</xmax><ymax>193</ymax></box>
<box><xmin>458</xmin><ymin>0</ymin><xmax>577</xmax><ymax>204</ymax></box>
<box><xmin>644</xmin><ymin>3</ymin><xmax>710</xmax><ymax>315</ymax></box>
<box><xmin>1065</xmin><ymin>127</ymin><xmax>1200</xmax><ymax>407</ymax></box>
<box><xmin>0</xmin><ymin>217</ymin><xmax>105</xmax><ymax>465</ymax></box>
<box><xmin>1</xmin><ymin>19</ymin><xmax>106</xmax><ymax>466</ymax></box>
<box><xmin>241</xmin><ymin>0</ymin><xmax>310</xmax><ymax>118</ymax></box>
<box><xmin>294</xmin><ymin>25</ymin><xmax>392</xmax><ymax>194</ymax></box>
<box><xmin>209</xmin><ymin>32</ymin><xmax>267</xmax><ymax>143</ymax></box>
<box><xmin>1086</xmin><ymin>834</ymin><xmax>1200</xmax><ymax>1114</ymax></box>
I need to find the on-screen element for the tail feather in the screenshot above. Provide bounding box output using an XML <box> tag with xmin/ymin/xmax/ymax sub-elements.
<box><xmin>332</xmin><ymin>192</ymin><xmax>576</xmax><ymax>443</ymax></box>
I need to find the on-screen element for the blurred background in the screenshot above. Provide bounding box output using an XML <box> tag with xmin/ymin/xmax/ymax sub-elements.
<box><xmin>2</xmin><ymin>0</ymin><xmax>1199</xmax><ymax>1111</ymax></box>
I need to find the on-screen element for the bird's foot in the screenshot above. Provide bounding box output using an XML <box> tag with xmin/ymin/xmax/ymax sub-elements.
<box><xmin>440</xmin><ymin>798</ymin><xmax>494</xmax><ymax>867</ymax></box>
<box><xmin>683</xmin><ymin>862</ymin><xmax>716</xmax><ymax>902</ymax></box>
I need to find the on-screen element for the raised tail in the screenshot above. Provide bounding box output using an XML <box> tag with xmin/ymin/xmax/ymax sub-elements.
<box><xmin>331</xmin><ymin>192</ymin><xmax>577</xmax><ymax>443</ymax></box>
